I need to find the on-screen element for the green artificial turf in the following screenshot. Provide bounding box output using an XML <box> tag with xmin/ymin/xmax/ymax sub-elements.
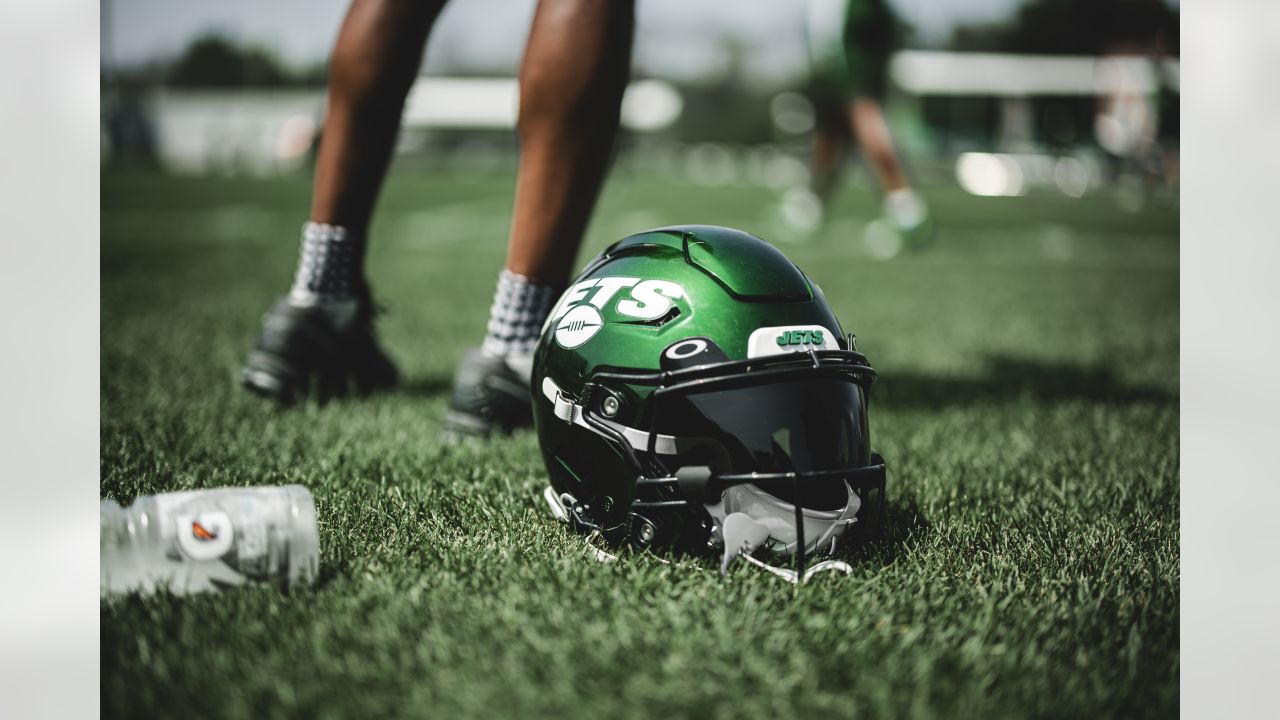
<box><xmin>101</xmin><ymin>166</ymin><xmax>1178</xmax><ymax>718</ymax></box>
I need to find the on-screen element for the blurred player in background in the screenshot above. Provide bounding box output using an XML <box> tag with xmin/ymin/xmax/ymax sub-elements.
<box><xmin>241</xmin><ymin>0</ymin><xmax>634</xmax><ymax>438</ymax></box>
<box><xmin>800</xmin><ymin>0</ymin><xmax>930</xmax><ymax>252</ymax></box>
<box><xmin>1094</xmin><ymin>27</ymin><xmax>1179</xmax><ymax>204</ymax></box>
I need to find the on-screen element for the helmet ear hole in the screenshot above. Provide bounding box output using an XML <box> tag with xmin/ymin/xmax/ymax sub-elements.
<box><xmin>545</xmin><ymin>424</ymin><xmax>635</xmax><ymax>526</ymax></box>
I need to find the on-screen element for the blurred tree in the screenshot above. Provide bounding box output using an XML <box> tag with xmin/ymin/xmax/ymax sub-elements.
<box><xmin>669</xmin><ymin>35</ymin><xmax>776</xmax><ymax>144</ymax></box>
<box><xmin>167</xmin><ymin>34</ymin><xmax>293</xmax><ymax>87</ymax></box>
<box><xmin>950</xmin><ymin>0</ymin><xmax>1178</xmax><ymax>55</ymax></box>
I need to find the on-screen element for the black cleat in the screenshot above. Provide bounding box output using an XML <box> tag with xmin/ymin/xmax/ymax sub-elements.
<box><xmin>242</xmin><ymin>295</ymin><xmax>398</xmax><ymax>405</ymax></box>
<box><xmin>443</xmin><ymin>348</ymin><xmax>533</xmax><ymax>439</ymax></box>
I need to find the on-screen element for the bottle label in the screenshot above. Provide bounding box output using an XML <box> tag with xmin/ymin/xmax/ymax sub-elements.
<box><xmin>175</xmin><ymin>510</ymin><xmax>235</xmax><ymax>561</ymax></box>
<box><xmin>154</xmin><ymin>491</ymin><xmax>253</xmax><ymax>590</ymax></box>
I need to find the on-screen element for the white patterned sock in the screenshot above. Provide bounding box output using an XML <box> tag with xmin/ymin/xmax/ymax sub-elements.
<box><xmin>481</xmin><ymin>270</ymin><xmax>562</xmax><ymax>358</ymax></box>
<box><xmin>289</xmin><ymin>222</ymin><xmax>365</xmax><ymax>306</ymax></box>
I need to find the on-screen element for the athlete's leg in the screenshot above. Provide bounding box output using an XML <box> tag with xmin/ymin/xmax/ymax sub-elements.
<box><xmin>811</xmin><ymin>110</ymin><xmax>847</xmax><ymax>205</ymax></box>
<box><xmin>312</xmin><ymin>0</ymin><xmax>448</xmax><ymax>229</ymax></box>
<box><xmin>846</xmin><ymin>97</ymin><xmax>907</xmax><ymax>193</ymax></box>
<box><xmin>505</xmin><ymin>0</ymin><xmax>636</xmax><ymax>283</ymax></box>
<box><xmin>243</xmin><ymin>0</ymin><xmax>447</xmax><ymax>403</ymax></box>
<box><xmin>847</xmin><ymin>96</ymin><xmax>930</xmax><ymax>246</ymax></box>
<box><xmin>446</xmin><ymin>0</ymin><xmax>636</xmax><ymax>437</ymax></box>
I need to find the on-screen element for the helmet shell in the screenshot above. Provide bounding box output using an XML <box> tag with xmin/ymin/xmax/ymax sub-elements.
<box><xmin>532</xmin><ymin>225</ymin><xmax>851</xmax><ymax>524</ymax></box>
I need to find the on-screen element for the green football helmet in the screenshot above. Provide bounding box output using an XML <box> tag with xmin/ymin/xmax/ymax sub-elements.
<box><xmin>532</xmin><ymin>225</ymin><xmax>886</xmax><ymax>576</ymax></box>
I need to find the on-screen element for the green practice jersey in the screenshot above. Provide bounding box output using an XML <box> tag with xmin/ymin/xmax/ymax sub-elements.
<box><xmin>806</xmin><ymin>0</ymin><xmax>897</xmax><ymax>100</ymax></box>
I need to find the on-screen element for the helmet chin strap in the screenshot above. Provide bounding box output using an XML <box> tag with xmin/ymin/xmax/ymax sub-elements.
<box><xmin>738</xmin><ymin>554</ymin><xmax>854</xmax><ymax>585</ymax></box>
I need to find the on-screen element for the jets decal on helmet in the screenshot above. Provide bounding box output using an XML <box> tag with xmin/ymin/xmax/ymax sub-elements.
<box><xmin>747</xmin><ymin>324</ymin><xmax>840</xmax><ymax>358</ymax></box>
<box><xmin>546</xmin><ymin>276</ymin><xmax>687</xmax><ymax>348</ymax></box>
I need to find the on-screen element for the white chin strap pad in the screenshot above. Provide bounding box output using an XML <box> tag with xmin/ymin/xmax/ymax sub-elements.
<box><xmin>720</xmin><ymin>513</ymin><xmax>771</xmax><ymax>576</ymax></box>
<box><xmin>707</xmin><ymin>481</ymin><xmax>861</xmax><ymax>574</ymax></box>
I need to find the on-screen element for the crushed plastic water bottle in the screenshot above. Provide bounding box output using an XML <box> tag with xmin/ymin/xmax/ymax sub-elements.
<box><xmin>101</xmin><ymin>485</ymin><xmax>320</xmax><ymax>596</ymax></box>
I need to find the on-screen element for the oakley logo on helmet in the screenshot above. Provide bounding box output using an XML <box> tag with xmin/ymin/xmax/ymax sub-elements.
<box><xmin>660</xmin><ymin>336</ymin><xmax>730</xmax><ymax>370</ymax></box>
<box><xmin>548</xmin><ymin>276</ymin><xmax>687</xmax><ymax>348</ymax></box>
<box><xmin>664</xmin><ymin>339</ymin><xmax>708</xmax><ymax>359</ymax></box>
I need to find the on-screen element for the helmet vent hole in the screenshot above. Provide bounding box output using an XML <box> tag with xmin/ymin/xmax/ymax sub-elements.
<box><xmin>620</xmin><ymin>306</ymin><xmax>681</xmax><ymax>327</ymax></box>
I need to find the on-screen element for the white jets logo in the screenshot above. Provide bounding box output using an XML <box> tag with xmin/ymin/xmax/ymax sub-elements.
<box><xmin>555</xmin><ymin>305</ymin><xmax>604</xmax><ymax>349</ymax></box>
<box><xmin>548</xmin><ymin>277</ymin><xmax>686</xmax><ymax>348</ymax></box>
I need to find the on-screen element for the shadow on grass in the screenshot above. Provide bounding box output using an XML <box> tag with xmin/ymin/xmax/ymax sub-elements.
<box><xmin>398</xmin><ymin>376</ymin><xmax>454</xmax><ymax>398</ymax></box>
<box><xmin>315</xmin><ymin>555</ymin><xmax>348</xmax><ymax>590</ymax></box>
<box><xmin>874</xmin><ymin>354</ymin><xmax>1174</xmax><ymax>409</ymax></box>
<box><xmin>843</xmin><ymin>498</ymin><xmax>931</xmax><ymax>568</ymax></box>
<box><xmin>397</xmin><ymin>355</ymin><xmax>1174</xmax><ymax>408</ymax></box>
<box><xmin>309</xmin><ymin>499</ymin><xmax>928</xmax><ymax>586</ymax></box>
<box><xmin>309</xmin><ymin>356</ymin><xmax>1161</xmax><ymax>582</ymax></box>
